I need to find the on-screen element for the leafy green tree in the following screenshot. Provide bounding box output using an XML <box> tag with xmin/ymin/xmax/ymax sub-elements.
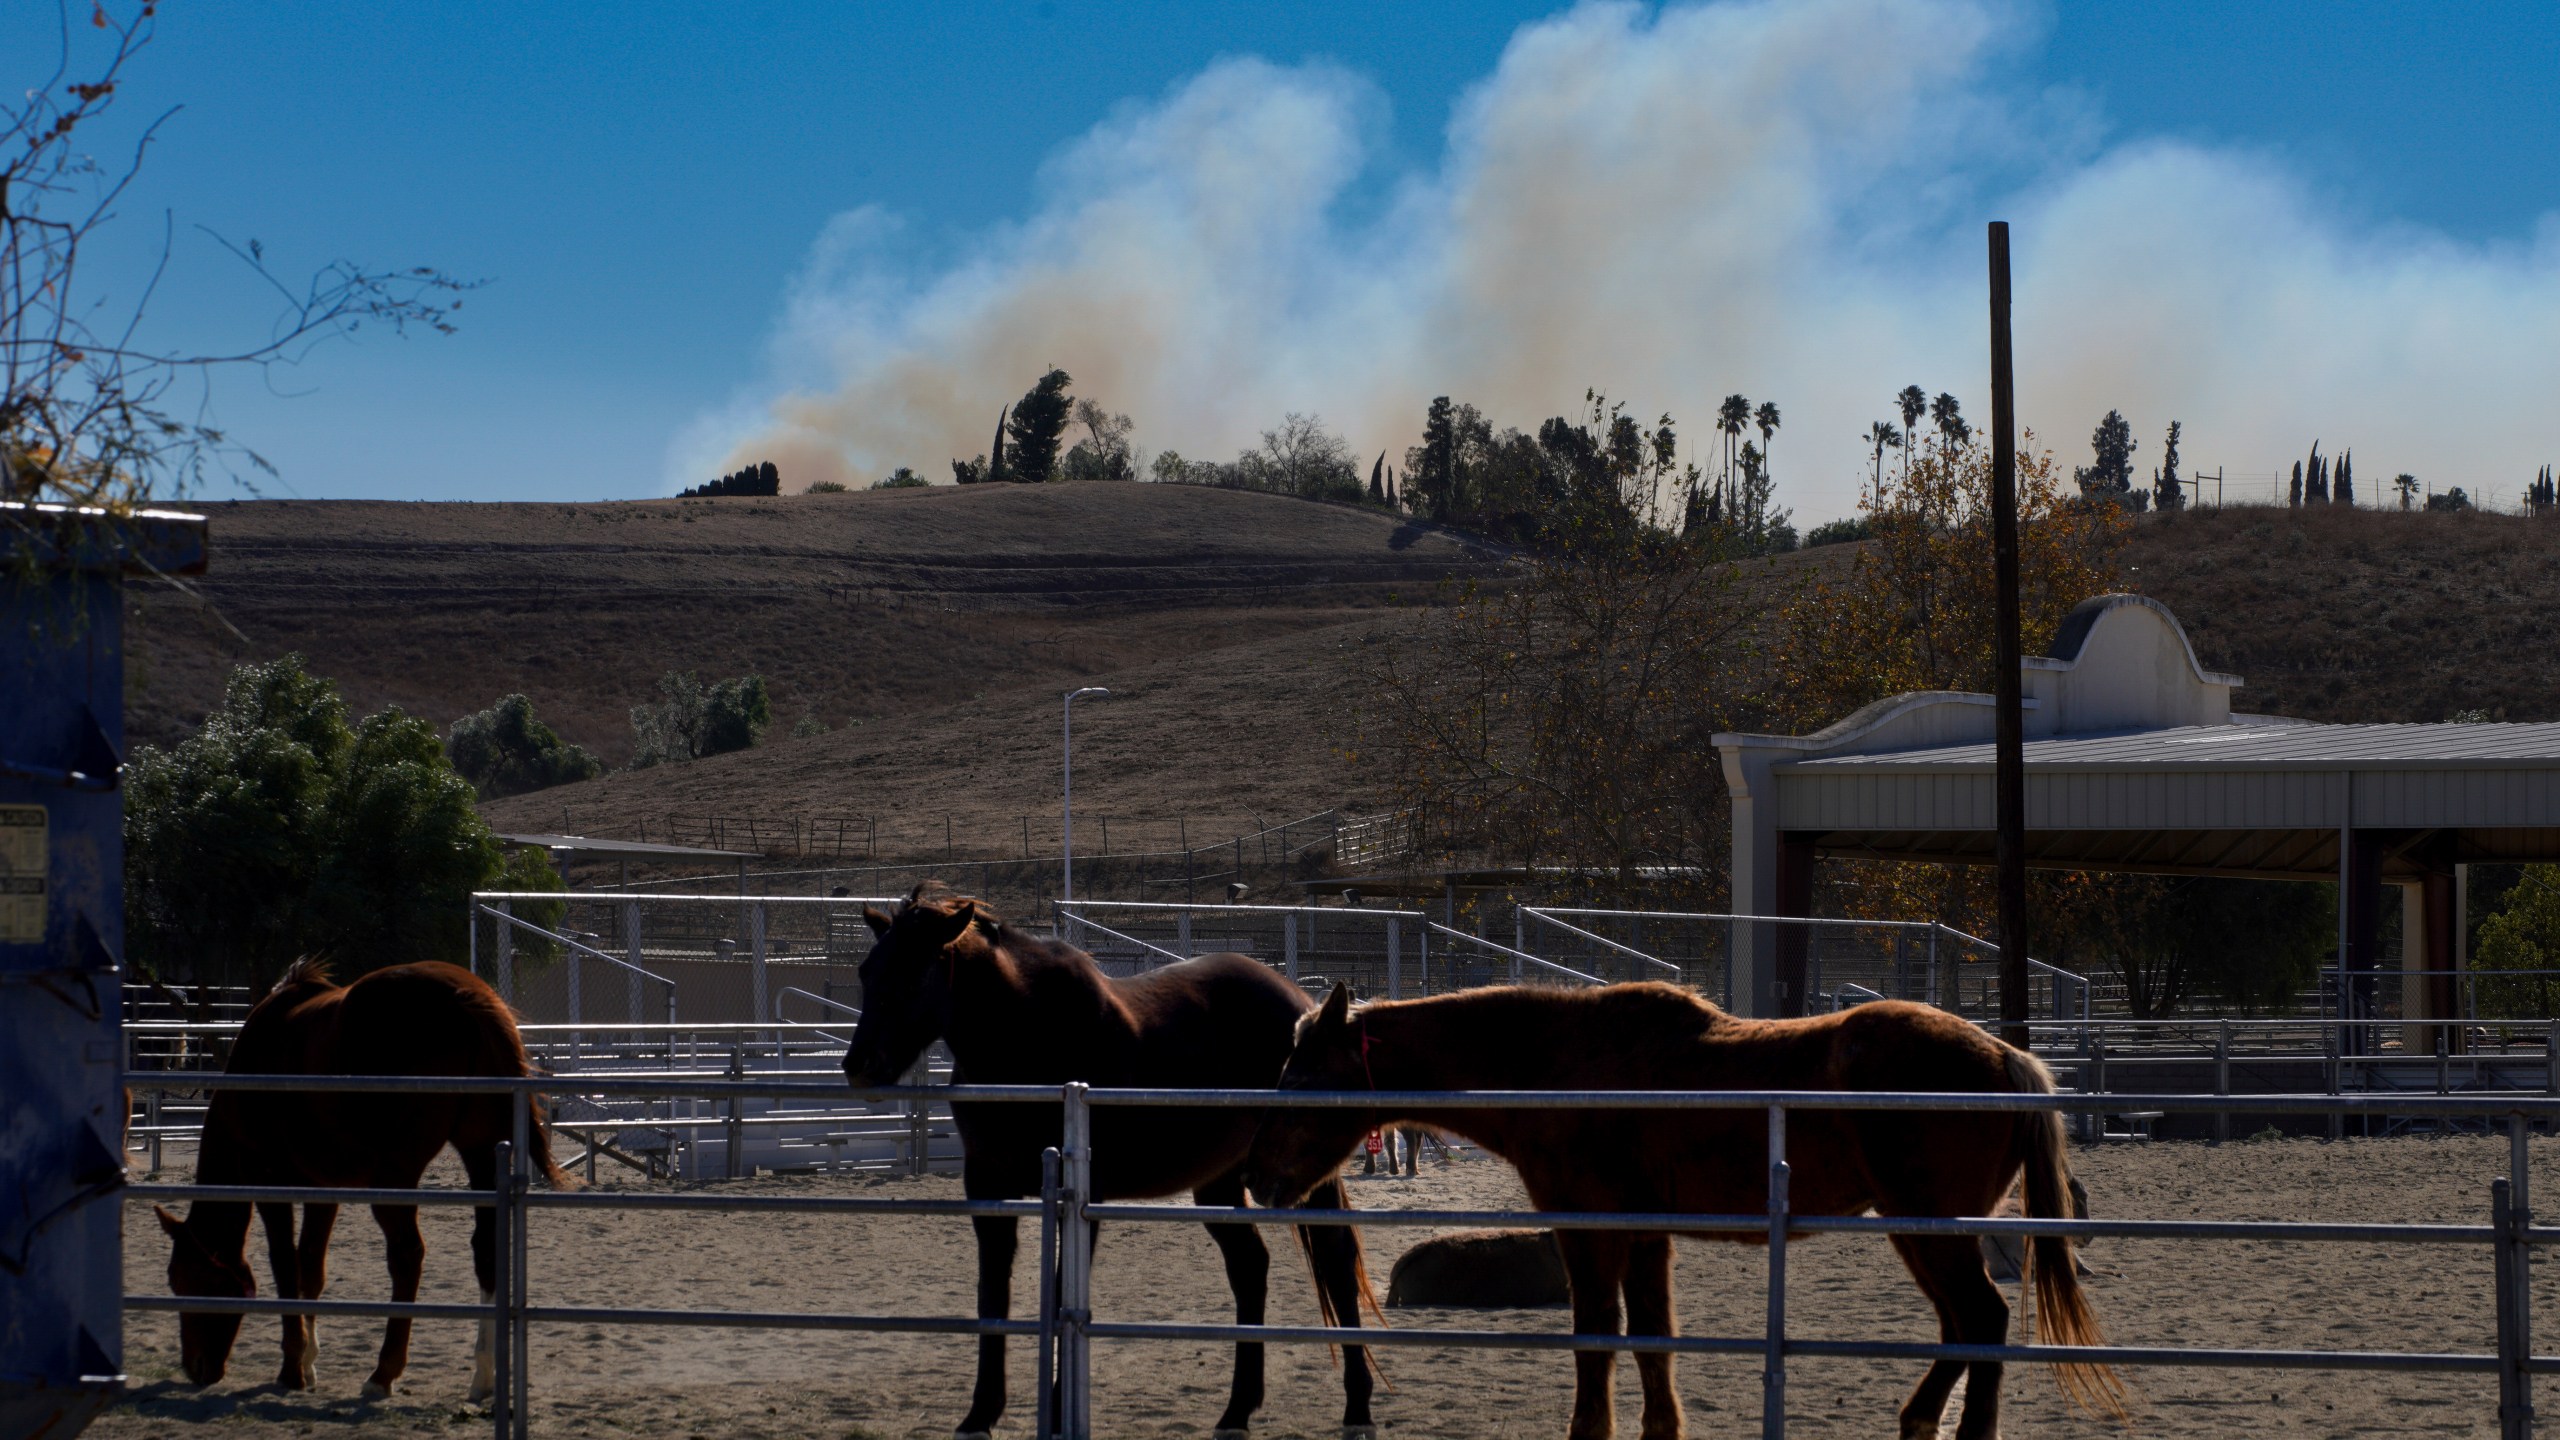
<box><xmin>447</xmin><ymin>693</ymin><xmax>602</xmax><ymax>799</ymax></box>
<box><xmin>1409</xmin><ymin>396</ymin><xmax>1458</xmax><ymax>520</ymax></box>
<box><xmin>2475</xmin><ymin>866</ymin><xmax>2560</xmax><ymax>1018</ymax></box>
<box><xmin>1063</xmin><ymin>399</ymin><xmax>1137</xmax><ymax>481</ymax></box>
<box><xmin>871</xmin><ymin>467</ymin><xmax>929</xmax><ymax>489</ymax></box>
<box><xmin>805</xmin><ymin>480</ymin><xmax>851</xmax><ymax>493</ymax></box>
<box><xmin>1004</xmin><ymin>369</ymin><xmax>1074</xmax><ymax>483</ymax></box>
<box><xmin>126</xmin><ymin>656</ymin><xmax>543</xmax><ymax>992</ymax></box>
<box><xmin>2074</xmin><ymin>409</ymin><xmax>2138</xmax><ymax>503</ymax></box>
<box><xmin>703</xmin><ymin>675</ymin><xmax>772</xmax><ymax>755</ymax></box>
<box><xmin>680</xmin><ymin>461</ymin><xmax>780</xmax><ymax>498</ymax></box>
<box><xmin>2154</xmin><ymin>420</ymin><xmax>2184</xmax><ymax>511</ymax></box>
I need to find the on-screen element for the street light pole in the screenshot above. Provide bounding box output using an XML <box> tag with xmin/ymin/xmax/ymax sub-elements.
<box><xmin>1062</xmin><ymin>687</ymin><xmax>1110</xmax><ymax>908</ymax></box>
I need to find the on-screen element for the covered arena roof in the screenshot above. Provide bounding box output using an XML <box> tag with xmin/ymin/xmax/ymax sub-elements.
<box><xmin>1710</xmin><ymin>594</ymin><xmax>2560</xmax><ymax>1019</ymax></box>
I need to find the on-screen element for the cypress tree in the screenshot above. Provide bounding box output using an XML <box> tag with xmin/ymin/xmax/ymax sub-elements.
<box><xmin>2290</xmin><ymin>460</ymin><xmax>2303</xmax><ymax>506</ymax></box>
<box><xmin>2335</xmin><ymin>450</ymin><xmax>2354</xmax><ymax>506</ymax></box>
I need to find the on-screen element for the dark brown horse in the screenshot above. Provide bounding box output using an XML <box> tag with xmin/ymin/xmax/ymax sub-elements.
<box><xmin>843</xmin><ymin>885</ymin><xmax>1377</xmax><ymax>1439</ymax></box>
<box><xmin>155</xmin><ymin>959</ymin><xmax>567</xmax><ymax>1400</ymax></box>
<box><xmin>1244</xmin><ymin>983</ymin><xmax>2123</xmax><ymax>1440</ymax></box>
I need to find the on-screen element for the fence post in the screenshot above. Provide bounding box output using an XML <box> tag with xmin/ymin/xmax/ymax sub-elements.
<box><xmin>1060</xmin><ymin>1082</ymin><xmax>1094</xmax><ymax>1440</ymax></box>
<box><xmin>491</xmin><ymin>1138</ymin><xmax>513</xmax><ymax>1440</ymax></box>
<box><xmin>1036</xmin><ymin>1147</ymin><xmax>1061</xmax><ymax>1440</ymax></box>
<box><xmin>1762</xmin><ymin>1103</ymin><xmax>1790</xmax><ymax>1440</ymax></box>
<box><xmin>2547</xmin><ymin>1018</ymin><xmax>2558</xmax><ymax>1101</ymax></box>
<box><xmin>622</xmin><ymin>900</ymin><xmax>646</xmax><ymax>1041</ymax></box>
<box><xmin>566</xmin><ymin>909</ymin><xmax>584</xmax><ymax>1060</ymax></box>
<box><xmin>2495</xmin><ymin>1177</ymin><xmax>2528</xmax><ymax>1440</ymax></box>
<box><xmin>1418</xmin><ymin>925</ymin><xmax>1428</xmax><ymax>996</ymax></box>
<box><xmin>2090</xmin><ymin>1037</ymin><xmax>2108</xmax><ymax>1141</ymax></box>
<box><xmin>1387</xmin><ymin>919</ymin><xmax>1401</xmax><ymax>1000</ymax></box>
<box><xmin>510</xmin><ymin>1091</ymin><xmax>532</xmax><ymax>1440</ymax></box>
<box><xmin>2215</xmin><ymin>1021</ymin><xmax>2232</xmax><ymax>1146</ymax></box>
<box><xmin>1925</xmin><ymin>926</ymin><xmax>1941</xmax><ymax>1009</ymax></box>
<box><xmin>1285</xmin><ymin>913</ymin><xmax>1298</xmax><ymax>982</ymax></box>
<box><xmin>2511</xmin><ymin>1114</ymin><xmax>2536</xmax><ymax>1439</ymax></box>
<box><xmin>494</xmin><ymin>901</ymin><xmax>515</xmax><ymax>1007</ymax></box>
<box><xmin>724</xmin><ymin>1048</ymin><xmax>745</xmax><ymax>1180</ymax></box>
<box><xmin>750</xmin><ymin>903</ymin><xmax>771</xmax><ymax>1040</ymax></box>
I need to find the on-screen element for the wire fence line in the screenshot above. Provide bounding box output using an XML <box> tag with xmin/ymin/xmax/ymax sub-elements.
<box><xmin>120</xmin><ymin>1072</ymin><xmax>2555</xmax><ymax>1440</ymax></box>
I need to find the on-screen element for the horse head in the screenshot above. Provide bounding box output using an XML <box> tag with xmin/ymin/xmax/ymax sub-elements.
<box><xmin>156</xmin><ymin>1204</ymin><xmax>254</xmax><ymax>1385</ymax></box>
<box><xmin>843</xmin><ymin>883</ymin><xmax>993</xmax><ymax>1087</ymax></box>
<box><xmin>1243</xmin><ymin>982</ymin><xmax>1379</xmax><ymax>1205</ymax></box>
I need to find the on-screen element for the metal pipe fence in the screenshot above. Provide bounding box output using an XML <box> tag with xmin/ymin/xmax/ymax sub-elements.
<box><xmin>122</xmin><ymin>1071</ymin><xmax>2555</xmax><ymax>1440</ymax></box>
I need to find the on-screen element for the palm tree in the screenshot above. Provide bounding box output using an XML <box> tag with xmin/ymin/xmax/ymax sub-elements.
<box><xmin>1754</xmin><ymin>401</ymin><xmax>1781</xmax><ymax>491</ymax></box>
<box><xmin>2394</xmin><ymin>472</ymin><xmax>2420</xmax><ymax>510</ymax></box>
<box><xmin>1931</xmin><ymin>392</ymin><xmax>1970</xmax><ymax>450</ymax></box>
<box><xmin>1716</xmin><ymin>394</ymin><xmax>1752</xmax><ymax>511</ymax></box>
<box><xmin>1866</xmin><ymin>421</ymin><xmax>1901</xmax><ymax>502</ymax></box>
<box><xmin>1896</xmin><ymin>386</ymin><xmax>1926</xmax><ymax>485</ymax></box>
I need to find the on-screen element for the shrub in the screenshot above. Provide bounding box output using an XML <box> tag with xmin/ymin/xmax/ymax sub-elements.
<box><xmin>126</xmin><ymin>655</ymin><xmax>541</xmax><ymax>990</ymax></box>
<box><xmin>447</xmin><ymin>693</ymin><xmax>602</xmax><ymax>799</ymax></box>
<box><xmin>630</xmin><ymin>671</ymin><xmax>771</xmax><ymax>766</ymax></box>
<box><xmin>805</xmin><ymin>480</ymin><xmax>851</xmax><ymax>494</ymax></box>
<box><xmin>1803</xmin><ymin>517</ymin><xmax>1871</xmax><ymax>548</ymax></box>
<box><xmin>869</xmin><ymin>468</ymin><xmax>929</xmax><ymax>489</ymax></box>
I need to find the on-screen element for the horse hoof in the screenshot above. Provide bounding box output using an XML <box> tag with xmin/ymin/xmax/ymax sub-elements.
<box><xmin>1343</xmin><ymin>1428</ymin><xmax>1380</xmax><ymax>1440</ymax></box>
<box><xmin>954</xmin><ymin>1431</ymin><xmax>994</xmax><ymax>1440</ymax></box>
<box><xmin>360</xmin><ymin>1381</ymin><xmax>392</xmax><ymax>1402</ymax></box>
<box><xmin>1214</xmin><ymin>1430</ymin><xmax>1252</xmax><ymax>1440</ymax></box>
<box><xmin>467</xmin><ymin>1379</ymin><xmax>494</xmax><ymax>1405</ymax></box>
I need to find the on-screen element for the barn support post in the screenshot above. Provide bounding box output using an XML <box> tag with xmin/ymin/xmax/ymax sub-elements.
<box><xmin>1059</xmin><ymin>1083</ymin><xmax>1094</xmax><ymax>1440</ymax></box>
<box><xmin>1284</xmin><ymin>913</ymin><xmax>1298</xmax><ymax>981</ymax></box>
<box><xmin>1387</xmin><ymin>919</ymin><xmax>1401</xmax><ymax>1000</ymax></box>
<box><xmin>2341</xmin><ymin>829</ymin><xmax>2384</xmax><ymax>1063</ymax></box>
<box><xmin>0</xmin><ymin>503</ymin><xmax>203</xmax><ymax>1440</ymax></box>
<box><xmin>1773</xmin><ymin>834</ymin><xmax>1816</xmax><ymax>1018</ymax></box>
<box><xmin>1761</xmin><ymin>1103</ymin><xmax>1791</xmax><ymax>1440</ymax></box>
<box><xmin>2214</xmin><ymin>1021</ymin><xmax>2232</xmax><ymax>1145</ymax></box>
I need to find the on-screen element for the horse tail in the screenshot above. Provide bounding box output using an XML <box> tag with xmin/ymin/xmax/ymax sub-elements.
<box><xmin>464</xmin><ymin>973</ymin><xmax>578</xmax><ymax>1192</ymax></box>
<box><xmin>1293</xmin><ymin>1176</ymin><xmax>1386</xmax><ymax>1382</ymax></box>
<box><xmin>2003</xmin><ymin>1045</ymin><xmax>2125</xmax><ymax>1419</ymax></box>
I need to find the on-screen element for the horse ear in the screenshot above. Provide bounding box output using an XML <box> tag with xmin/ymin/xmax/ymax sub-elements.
<box><xmin>862</xmin><ymin>905</ymin><xmax>893</xmax><ymax>939</ymax></box>
<box><xmin>1315</xmin><ymin>981</ymin><xmax>1353</xmax><ymax>1030</ymax></box>
<box><xmin>155</xmin><ymin>1204</ymin><xmax>186</xmax><ymax>1238</ymax></box>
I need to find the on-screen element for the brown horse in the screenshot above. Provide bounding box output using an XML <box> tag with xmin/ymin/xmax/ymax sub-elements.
<box><xmin>155</xmin><ymin>959</ymin><xmax>568</xmax><ymax>1400</ymax></box>
<box><xmin>1244</xmin><ymin>983</ymin><xmax>2123</xmax><ymax>1440</ymax></box>
<box><xmin>843</xmin><ymin>885</ymin><xmax>1378</xmax><ymax>1439</ymax></box>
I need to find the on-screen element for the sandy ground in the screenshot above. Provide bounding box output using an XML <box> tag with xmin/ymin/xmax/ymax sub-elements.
<box><xmin>102</xmin><ymin>1131</ymin><xmax>2555</xmax><ymax>1439</ymax></box>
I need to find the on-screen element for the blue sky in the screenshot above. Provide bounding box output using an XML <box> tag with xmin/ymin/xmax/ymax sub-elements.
<box><xmin>27</xmin><ymin>1</ymin><xmax>2560</xmax><ymax>514</ymax></box>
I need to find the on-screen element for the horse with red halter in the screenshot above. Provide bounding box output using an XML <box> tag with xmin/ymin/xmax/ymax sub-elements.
<box><xmin>843</xmin><ymin>884</ymin><xmax>1379</xmax><ymax>1439</ymax></box>
<box><xmin>155</xmin><ymin>958</ymin><xmax>568</xmax><ymax>1400</ymax></box>
<box><xmin>1244</xmin><ymin>982</ymin><xmax>2123</xmax><ymax>1440</ymax></box>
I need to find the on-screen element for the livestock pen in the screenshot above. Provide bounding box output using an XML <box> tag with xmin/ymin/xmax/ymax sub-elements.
<box><xmin>118</xmin><ymin>1072</ymin><xmax>2557</xmax><ymax>1440</ymax></box>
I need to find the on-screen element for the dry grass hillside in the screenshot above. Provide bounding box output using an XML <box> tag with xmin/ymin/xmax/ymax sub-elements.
<box><xmin>129</xmin><ymin>488</ymin><xmax>2558</xmax><ymax>878</ymax></box>
<box><xmin>126</xmin><ymin>483</ymin><xmax>1504</xmax><ymax>767</ymax></box>
<box><xmin>2128</xmin><ymin>504</ymin><xmax>2560</xmax><ymax>723</ymax></box>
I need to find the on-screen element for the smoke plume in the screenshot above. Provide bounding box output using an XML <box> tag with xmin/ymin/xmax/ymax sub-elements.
<box><xmin>688</xmin><ymin>0</ymin><xmax>2560</xmax><ymax>517</ymax></box>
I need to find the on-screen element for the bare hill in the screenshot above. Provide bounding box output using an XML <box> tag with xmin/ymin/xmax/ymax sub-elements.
<box><xmin>127</xmin><ymin>483</ymin><xmax>1505</xmax><ymax>764</ymax></box>
<box><xmin>2129</xmin><ymin>504</ymin><xmax>2560</xmax><ymax>724</ymax></box>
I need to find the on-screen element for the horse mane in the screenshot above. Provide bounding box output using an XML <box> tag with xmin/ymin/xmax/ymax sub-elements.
<box><xmin>268</xmin><ymin>955</ymin><xmax>339</xmax><ymax>997</ymax></box>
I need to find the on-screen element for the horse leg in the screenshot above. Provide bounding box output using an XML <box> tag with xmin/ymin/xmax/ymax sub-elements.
<box><xmin>1888</xmin><ymin>1234</ymin><xmax>2010</xmax><ymax>1440</ymax></box>
<box><xmin>257</xmin><ymin>1203</ymin><xmax>312</xmax><ymax>1390</ymax></box>
<box><xmin>1555</xmin><ymin>1229</ymin><xmax>1631</xmax><ymax>1440</ymax></box>
<box><xmin>1623</xmin><ymin>1234</ymin><xmax>1682</xmax><ymax>1440</ymax></box>
<box><xmin>362</xmin><ymin>1205</ymin><xmax>426</xmax><ymax>1401</ymax></box>
<box><xmin>295</xmin><ymin>1204</ymin><xmax>339</xmax><ymax>1388</ymax></box>
<box><xmin>1300</xmin><ymin>1177</ymin><xmax>1376</xmax><ymax>1437</ymax></box>
<box><xmin>1192</xmin><ymin>1174</ymin><xmax>1268</xmax><ymax>1436</ymax></box>
<box><xmin>461</xmin><ymin>1145</ymin><xmax>499</xmax><ymax>1404</ymax></box>
<box><xmin>957</xmin><ymin>1213</ymin><xmax>1018</xmax><ymax>1438</ymax></box>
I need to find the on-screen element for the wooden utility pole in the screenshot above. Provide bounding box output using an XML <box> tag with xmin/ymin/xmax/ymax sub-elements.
<box><xmin>1989</xmin><ymin>220</ymin><xmax>2029</xmax><ymax>1049</ymax></box>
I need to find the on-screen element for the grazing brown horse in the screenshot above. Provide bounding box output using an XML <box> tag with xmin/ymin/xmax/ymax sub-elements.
<box><xmin>1245</xmin><ymin>983</ymin><xmax>2123</xmax><ymax>1440</ymax></box>
<box><xmin>843</xmin><ymin>884</ymin><xmax>1378</xmax><ymax>1439</ymax></box>
<box><xmin>155</xmin><ymin>959</ymin><xmax>568</xmax><ymax>1400</ymax></box>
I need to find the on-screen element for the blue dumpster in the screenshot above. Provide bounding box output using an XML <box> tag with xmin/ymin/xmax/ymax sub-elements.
<box><xmin>1</xmin><ymin>503</ymin><xmax>207</xmax><ymax>1440</ymax></box>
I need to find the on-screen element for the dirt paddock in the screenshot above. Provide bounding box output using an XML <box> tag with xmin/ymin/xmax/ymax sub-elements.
<box><xmin>103</xmin><ymin>1132</ymin><xmax>2558</xmax><ymax>1439</ymax></box>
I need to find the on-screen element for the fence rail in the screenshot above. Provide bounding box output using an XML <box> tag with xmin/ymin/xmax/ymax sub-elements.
<box><xmin>121</xmin><ymin>1070</ymin><xmax>2552</xmax><ymax>1440</ymax></box>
